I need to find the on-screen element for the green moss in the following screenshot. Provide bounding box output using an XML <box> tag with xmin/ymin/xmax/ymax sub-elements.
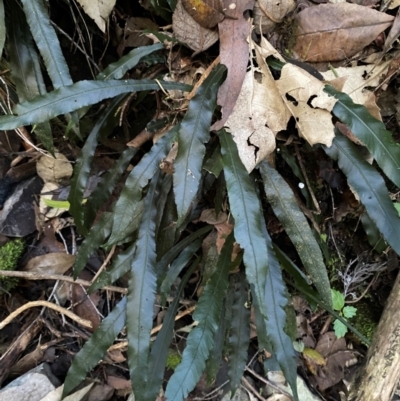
<box><xmin>166</xmin><ymin>349</ymin><xmax>182</xmax><ymax>371</ymax></box>
<box><xmin>351</xmin><ymin>301</ymin><xmax>380</xmax><ymax>345</ymax></box>
<box><xmin>0</xmin><ymin>238</ymin><xmax>24</xmax><ymax>293</ymax></box>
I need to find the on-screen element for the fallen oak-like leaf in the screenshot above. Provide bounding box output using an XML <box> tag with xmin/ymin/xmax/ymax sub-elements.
<box><xmin>181</xmin><ymin>0</ymin><xmax>224</xmax><ymax>28</ymax></box>
<box><xmin>292</xmin><ymin>3</ymin><xmax>394</xmax><ymax>62</ymax></box>
<box><xmin>173</xmin><ymin>0</ymin><xmax>218</xmax><ymax>54</ymax></box>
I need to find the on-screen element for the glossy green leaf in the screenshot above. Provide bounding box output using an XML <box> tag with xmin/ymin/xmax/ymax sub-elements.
<box><xmin>126</xmin><ymin>169</ymin><xmax>162</xmax><ymax>397</ymax></box>
<box><xmin>173</xmin><ymin>65</ymin><xmax>226</xmax><ymax>223</ymax></box>
<box><xmin>42</xmin><ymin>198</ymin><xmax>70</xmax><ymax>209</ymax></box>
<box><xmin>0</xmin><ymin>0</ymin><xmax>4</xmax><ymax>58</ymax></box>
<box><xmin>219</xmin><ymin>130</ymin><xmax>270</xmax><ymax>331</ymax></box>
<box><xmin>68</xmin><ymin>95</ymin><xmax>130</xmax><ymax>234</ymax></box>
<box><xmin>360</xmin><ymin>213</ymin><xmax>386</xmax><ymax>253</ymax></box>
<box><xmin>259</xmin><ymin>161</ymin><xmax>332</xmax><ymax>307</ymax></box>
<box><xmin>107</xmin><ymin>127</ymin><xmax>177</xmax><ymax>245</ymax></box>
<box><xmin>325</xmin><ymin>85</ymin><xmax>400</xmax><ymax>189</ymax></box>
<box><xmin>7</xmin><ymin>6</ymin><xmax>54</xmax><ymax>153</ymax></box>
<box><xmin>73</xmin><ymin>212</ymin><xmax>113</xmax><ymax>279</ymax></box>
<box><xmin>203</xmin><ymin>144</ymin><xmax>223</xmax><ymax>177</ymax></box>
<box><xmin>84</xmin><ymin>147</ymin><xmax>137</xmax><ymax>228</ymax></box>
<box><xmin>332</xmin><ymin>289</ymin><xmax>345</xmax><ymax>311</ymax></box>
<box><xmin>160</xmin><ymin>239</ymin><xmax>202</xmax><ymax>299</ymax></box>
<box><xmin>20</xmin><ymin>0</ymin><xmax>73</xmax><ymax>89</ymax></box>
<box><xmin>228</xmin><ymin>272</ymin><xmax>250</xmax><ymax>394</ymax></box>
<box><xmin>165</xmin><ymin>234</ymin><xmax>233</xmax><ymax>401</ymax></box>
<box><xmin>143</xmin><ymin>262</ymin><xmax>198</xmax><ymax>401</ymax></box>
<box><xmin>261</xmin><ymin>222</ymin><xmax>298</xmax><ymax>400</ymax></box>
<box><xmin>98</xmin><ymin>43</ymin><xmax>164</xmax><ymax>80</ymax></box>
<box><xmin>63</xmin><ymin>297</ymin><xmax>127</xmax><ymax>397</ymax></box>
<box><xmin>324</xmin><ymin>134</ymin><xmax>400</xmax><ymax>256</ymax></box>
<box><xmin>88</xmin><ymin>243</ymin><xmax>136</xmax><ymax>293</ymax></box>
<box><xmin>0</xmin><ymin>80</ymin><xmax>192</xmax><ymax>130</ymax></box>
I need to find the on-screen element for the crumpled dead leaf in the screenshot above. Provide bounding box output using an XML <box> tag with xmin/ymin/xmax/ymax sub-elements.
<box><xmin>276</xmin><ymin>63</ymin><xmax>338</xmax><ymax>146</ymax></box>
<box><xmin>75</xmin><ymin>0</ymin><xmax>116</xmax><ymax>32</ymax></box>
<box><xmin>254</xmin><ymin>0</ymin><xmax>295</xmax><ymax>34</ymax></box>
<box><xmin>36</xmin><ymin>153</ymin><xmax>73</xmax><ymax>184</ymax></box>
<box><xmin>211</xmin><ymin>0</ymin><xmax>255</xmax><ymax>130</ymax></box>
<box><xmin>173</xmin><ymin>0</ymin><xmax>218</xmax><ymax>54</ymax></box>
<box><xmin>292</xmin><ymin>3</ymin><xmax>394</xmax><ymax>62</ymax></box>
<box><xmin>181</xmin><ymin>0</ymin><xmax>224</xmax><ymax>28</ymax></box>
<box><xmin>225</xmin><ymin>71</ymin><xmax>276</xmax><ymax>172</ymax></box>
<box><xmin>23</xmin><ymin>253</ymin><xmax>76</xmax><ymax>275</ymax></box>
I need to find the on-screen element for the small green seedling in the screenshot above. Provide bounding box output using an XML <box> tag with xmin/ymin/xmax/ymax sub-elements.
<box><xmin>331</xmin><ymin>289</ymin><xmax>357</xmax><ymax>338</ymax></box>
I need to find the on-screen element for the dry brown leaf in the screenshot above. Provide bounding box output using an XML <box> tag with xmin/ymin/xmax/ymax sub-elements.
<box><xmin>384</xmin><ymin>9</ymin><xmax>400</xmax><ymax>53</ymax></box>
<box><xmin>173</xmin><ymin>0</ymin><xmax>219</xmax><ymax>54</ymax></box>
<box><xmin>39</xmin><ymin>182</ymin><xmax>68</xmax><ymax>220</ymax></box>
<box><xmin>36</xmin><ymin>153</ymin><xmax>73</xmax><ymax>184</ymax></box>
<box><xmin>181</xmin><ymin>0</ymin><xmax>224</xmax><ymax>28</ymax></box>
<box><xmin>23</xmin><ymin>253</ymin><xmax>76</xmax><ymax>275</ymax></box>
<box><xmin>276</xmin><ymin>63</ymin><xmax>337</xmax><ymax>146</ymax></box>
<box><xmin>292</xmin><ymin>3</ymin><xmax>394</xmax><ymax>62</ymax></box>
<box><xmin>211</xmin><ymin>0</ymin><xmax>255</xmax><ymax>130</ymax></box>
<box><xmin>257</xmin><ymin>0</ymin><xmax>295</xmax><ymax>24</ymax></box>
<box><xmin>225</xmin><ymin>71</ymin><xmax>276</xmax><ymax>172</ymax></box>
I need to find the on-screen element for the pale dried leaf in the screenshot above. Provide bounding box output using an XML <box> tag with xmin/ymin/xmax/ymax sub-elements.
<box><xmin>276</xmin><ymin>63</ymin><xmax>337</xmax><ymax>146</ymax></box>
<box><xmin>39</xmin><ymin>182</ymin><xmax>67</xmax><ymax>220</ymax></box>
<box><xmin>254</xmin><ymin>41</ymin><xmax>291</xmax><ymax>133</ymax></box>
<box><xmin>384</xmin><ymin>10</ymin><xmax>400</xmax><ymax>53</ymax></box>
<box><xmin>292</xmin><ymin>3</ymin><xmax>394</xmax><ymax>62</ymax></box>
<box><xmin>226</xmin><ymin>71</ymin><xmax>276</xmax><ymax>172</ymax></box>
<box><xmin>172</xmin><ymin>0</ymin><xmax>218</xmax><ymax>54</ymax></box>
<box><xmin>75</xmin><ymin>0</ymin><xmax>116</xmax><ymax>32</ymax></box>
<box><xmin>23</xmin><ymin>253</ymin><xmax>76</xmax><ymax>275</ymax></box>
<box><xmin>36</xmin><ymin>153</ymin><xmax>73</xmax><ymax>184</ymax></box>
<box><xmin>39</xmin><ymin>383</ymin><xmax>93</xmax><ymax>401</ymax></box>
<box><xmin>257</xmin><ymin>0</ymin><xmax>295</xmax><ymax>23</ymax></box>
<box><xmin>254</xmin><ymin>1</ymin><xmax>276</xmax><ymax>34</ymax></box>
<box><xmin>254</xmin><ymin>35</ymin><xmax>285</xmax><ymax>61</ymax></box>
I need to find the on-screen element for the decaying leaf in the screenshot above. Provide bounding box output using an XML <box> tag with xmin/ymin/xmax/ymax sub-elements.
<box><xmin>181</xmin><ymin>0</ymin><xmax>224</xmax><ymax>29</ymax></box>
<box><xmin>75</xmin><ymin>0</ymin><xmax>116</xmax><ymax>32</ymax></box>
<box><xmin>23</xmin><ymin>253</ymin><xmax>76</xmax><ymax>275</ymax></box>
<box><xmin>36</xmin><ymin>153</ymin><xmax>73</xmax><ymax>184</ymax></box>
<box><xmin>40</xmin><ymin>182</ymin><xmax>68</xmax><ymax>220</ymax></box>
<box><xmin>225</xmin><ymin>71</ymin><xmax>276</xmax><ymax>172</ymax></box>
<box><xmin>322</xmin><ymin>62</ymin><xmax>390</xmax><ymax>116</ymax></box>
<box><xmin>292</xmin><ymin>3</ymin><xmax>394</xmax><ymax>62</ymax></box>
<box><xmin>254</xmin><ymin>0</ymin><xmax>295</xmax><ymax>34</ymax></box>
<box><xmin>173</xmin><ymin>0</ymin><xmax>219</xmax><ymax>54</ymax></box>
<box><xmin>276</xmin><ymin>63</ymin><xmax>338</xmax><ymax>146</ymax></box>
<box><xmin>211</xmin><ymin>0</ymin><xmax>255</xmax><ymax>130</ymax></box>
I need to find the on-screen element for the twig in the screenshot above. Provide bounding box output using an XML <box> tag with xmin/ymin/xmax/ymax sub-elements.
<box><xmin>0</xmin><ymin>270</ymin><xmax>127</xmax><ymax>294</ymax></box>
<box><xmin>91</xmin><ymin>244</ymin><xmax>116</xmax><ymax>284</ymax></box>
<box><xmin>241</xmin><ymin>376</ymin><xmax>268</xmax><ymax>401</ymax></box>
<box><xmin>0</xmin><ymin>300</ymin><xmax>92</xmax><ymax>330</ymax></box>
<box><xmin>187</xmin><ymin>56</ymin><xmax>220</xmax><ymax>100</ymax></box>
<box><xmin>107</xmin><ymin>305</ymin><xmax>196</xmax><ymax>352</ymax></box>
<box><xmin>245</xmin><ymin>366</ymin><xmax>294</xmax><ymax>400</ymax></box>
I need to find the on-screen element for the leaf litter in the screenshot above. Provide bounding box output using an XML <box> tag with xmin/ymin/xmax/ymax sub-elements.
<box><xmin>1</xmin><ymin>0</ymin><xmax>400</xmax><ymax>400</ymax></box>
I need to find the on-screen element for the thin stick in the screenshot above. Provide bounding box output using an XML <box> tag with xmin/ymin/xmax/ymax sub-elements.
<box><xmin>187</xmin><ymin>56</ymin><xmax>220</xmax><ymax>100</ymax></box>
<box><xmin>241</xmin><ymin>376</ymin><xmax>268</xmax><ymax>401</ymax></box>
<box><xmin>0</xmin><ymin>270</ymin><xmax>127</xmax><ymax>294</ymax></box>
<box><xmin>107</xmin><ymin>305</ymin><xmax>196</xmax><ymax>352</ymax></box>
<box><xmin>91</xmin><ymin>244</ymin><xmax>116</xmax><ymax>284</ymax></box>
<box><xmin>0</xmin><ymin>300</ymin><xmax>92</xmax><ymax>330</ymax></box>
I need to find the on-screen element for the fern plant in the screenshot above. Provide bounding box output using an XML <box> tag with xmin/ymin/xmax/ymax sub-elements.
<box><xmin>1</xmin><ymin>1</ymin><xmax>400</xmax><ymax>401</ymax></box>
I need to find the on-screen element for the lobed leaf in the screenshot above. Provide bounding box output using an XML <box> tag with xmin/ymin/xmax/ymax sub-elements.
<box><xmin>259</xmin><ymin>161</ymin><xmax>332</xmax><ymax>307</ymax></box>
<box><xmin>20</xmin><ymin>0</ymin><xmax>73</xmax><ymax>89</ymax></box>
<box><xmin>143</xmin><ymin>262</ymin><xmax>198</xmax><ymax>401</ymax></box>
<box><xmin>173</xmin><ymin>65</ymin><xmax>226</xmax><ymax>223</ymax></box>
<box><xmin>107</xmin><ymin>127</ymin><xmax>177</xmax><ymax>245</ymax></box>
<box><xmin>126</xmin><ymin>169</ymin><xmax>162</xmax><ymax>397</ymax></box>
<box><xmin>165</xmin><ymin>234</ymin><xmax>233</xmax><ymax>401</ymax></box>
<box><xmin>63</xmin><ymin>297</ymin><xmax>127</xmax><ymax>397</ymax></box>
<box><xmin>73</xmin><ymin>212</ymin><xmax>113</xmax><ymax>279</ymax></box>
<box><xmin>7</xmin><ymin>6</ymin><xmax>54</xmax><ymax>153</ymax></box>
<box><xmin>0</xmin><ymin>80</ymin><xmax>192</xmax><ymax>130</ymax></box>
<box><xmin>84</xmin><ymin>147</ymin><xmax>138</xmax><ymax>228</ymax></box>
<box><xmin>325</xmin><ymin>85</ymin><xmax>400</xmax><ymax>189</ymax></box>
<box><xmin>88</xmin><ymin>243</ymin><xmax>136</xmax><ymax>293</ymax></box>
<box><xmin>324</xmin><ymin>134</ymin><xmax>400</xmax><ymax>256</ymax></box>
<box><xmin>261</xmin><ymin>222</ymin><xmax>299</xmax><ymax>400</ymax></box>
<box><xmin>98</xmin><ymin>43</ymin><xmax>164</xmax><ymax>80</ymax></box>
<box><xmin>0</xmin><ymin>0</ymin><xmax>4</xmax><ymax>58</ymax></box>
<box><xmin>219</xmin><ymin>130</ymin><xmax>270</xmax><ymax>330</ymax></box>
<box><xmin>228</xmin><ymin>272</ymin><xmax>250</xmax><ymax>394</ymax></box>
<box><xmin>68</xmin><ymin>95</ymin><xmax>129</xmax><ymax>234</ymax></box>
